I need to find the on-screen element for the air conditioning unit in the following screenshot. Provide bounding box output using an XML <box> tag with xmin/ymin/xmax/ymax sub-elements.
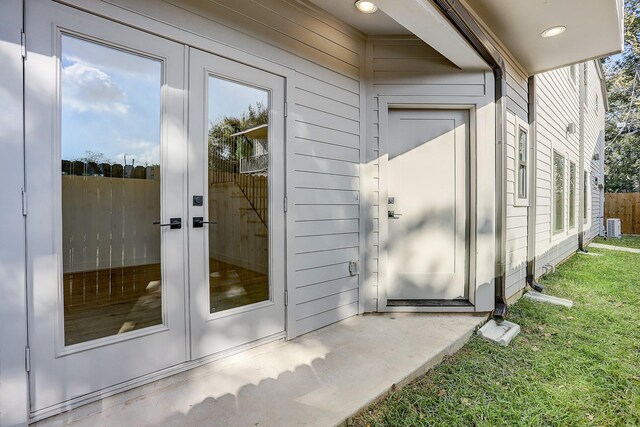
<box><xmin>606</xmin><ymin>218</ymin><xmax>622</xmax><ymax>238</ymax></box>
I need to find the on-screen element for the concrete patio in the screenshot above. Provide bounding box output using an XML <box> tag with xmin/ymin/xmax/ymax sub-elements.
<box><xmin>35</xmin><ymin>313</ymin><xmax>487</xmax><ymax>427</ymax></box>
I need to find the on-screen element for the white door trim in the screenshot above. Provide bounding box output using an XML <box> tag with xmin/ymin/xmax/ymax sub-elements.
<box><xmin>377</xmin><ymin>93</ymin><xmax>495</xmax><ymax>313</ymax></box>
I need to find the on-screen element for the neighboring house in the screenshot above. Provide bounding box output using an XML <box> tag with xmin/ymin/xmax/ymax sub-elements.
<box><xmin>0</xmin><ymin>0</ymin><xmax>620</xmax><ymax>424</ymax></box>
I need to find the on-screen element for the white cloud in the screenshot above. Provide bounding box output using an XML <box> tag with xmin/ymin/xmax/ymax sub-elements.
<box><xmin>114</xmin><ymin>139</ymin><xmax>160</xmax><ymax>166</ymax></box>
<box><xmin>62</xmin><ymin>62</ymin><xmax>129</xmax><ymax>114</ymax></box>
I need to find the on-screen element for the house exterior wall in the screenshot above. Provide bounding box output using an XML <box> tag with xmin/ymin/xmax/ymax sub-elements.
<box><xmin>0</xmin><ymin>0</ymin><xmax>611</xmax><ymax>423</ymax></box>
<box><xmin>531</xmin><ymin>66</ymin><xmax>582</xmax><ymax>282</ymax></box>
<box><xmin>584</xmin><ymin>62</ymin><xmax>607</xmax><ymax>241</ymax></box>
<box><xmin>364</xmin><ymin>37</ymin><xmax>493</xmax><ymax>312</ymax></box>
<box><xmin>504</xmin><ymin>62</ymin><xmax>531</xmax><ymax>298</ymax></box>
<box><xmin>460</xmin><ymin>0</ymin><xmax>607</xmax><ymax>298</ymax></box>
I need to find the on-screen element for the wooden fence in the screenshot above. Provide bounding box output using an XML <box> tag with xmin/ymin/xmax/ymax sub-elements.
<box><xmin>604</xmin><ymin>192</ymin><xmax>640</xmax><ymax>234</ymax></box>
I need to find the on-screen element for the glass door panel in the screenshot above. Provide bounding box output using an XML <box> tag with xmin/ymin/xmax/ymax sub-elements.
<box><xmin>188</xmin><ymin>49</ymin><xmax>286</xmax><ymax>359</ymax></box>
<box><xmin>206</xmin><ymin>76</ymin><xmax>270</xmax><ymax>314</ymax></box>
<box><xmin>60</xmin><ymin>35</ymin><xmax>164</xmax><ymax>345</ymax></box>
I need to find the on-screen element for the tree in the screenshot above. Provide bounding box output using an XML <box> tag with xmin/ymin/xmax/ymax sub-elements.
<box><xmin>75</xmin><ymin>150</ymin><xmax>110</xmax><ymax>164</ymax></box>
<box><xmin>604</xmin><ymin>0</ymin><xmax>640</xmax><ymax>192</ymax></box>
<box><xmin>207</xmin><ymin>101</ymin><xmax>268</xmax><ymax>168</ymax></box>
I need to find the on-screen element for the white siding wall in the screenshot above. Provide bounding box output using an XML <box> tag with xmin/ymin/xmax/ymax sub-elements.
<box><xmin>533</xmin><ymin>67</ymin><xmax>581</xmax><ymax>278</ymax></box>
<box><xmin>504</xmin><ymin>63</ymin><xmax>530</xmax><ymax>298</ymax></box>
<box><xmin>68</xmin><ymin>0</ymin><xmax>366</xmax><ymax>337</ymax></box>
<box><xmin>583</xmin><ymin>62</ymin><xmax>607</xmax><ymax>241</ymax></box>
<box><xmin>364</xmin><ymin>37</ymin><xmax>488</xmax><ymax>311</ymax></box>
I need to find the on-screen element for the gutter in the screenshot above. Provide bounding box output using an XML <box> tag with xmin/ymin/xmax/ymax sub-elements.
<box><xmin>430</xmin><ymin>0</ymin><xmax>508</xmax><ymax>319</ymax></box>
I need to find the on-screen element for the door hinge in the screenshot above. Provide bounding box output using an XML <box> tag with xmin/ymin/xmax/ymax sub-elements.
<box><xmin>21</xmin><ymin>188</ymin><xmax>27</xmax><ymax>216</ymax></box>
<box><xmin>21</xmin><ymin>31</ymin><xmax>26</xmax><ymax>59</ymax></box>
<box><xmin>284</xmin><ymin>102</ymin><xmax>288</xmax><ymax>117</ymax></box>
<box><xmin>283</xmin><ymin>196</ymin><xmax>288</xmax><ymax>212</ymax></box>
<box><xmin>284</xmin><ymin>290</ymin><xmax>288</xmax><ymax>306</ymax></box>
<box><xmin>25</xmin><ymin>346</ymin><xmax>31</xmax><ymax>372</ymax></box>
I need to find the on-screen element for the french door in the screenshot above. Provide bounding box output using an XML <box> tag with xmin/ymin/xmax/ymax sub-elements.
<box><xmin>189</xmin><ymin>49</ymin><xmax>285</xmax><ymax>358</ymax></box>
<box><xmin>187</xmin><ymin>50</ymin><xmax>286</xmax><ymax>359</ymax></box>
<box><xmin>26</xmin><ymin>0</ymin><xmax>285</xmax><ymax>416</ymax></box>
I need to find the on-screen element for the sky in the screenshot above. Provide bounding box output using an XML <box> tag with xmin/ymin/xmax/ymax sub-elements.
<box><xmin>61</xmin><ymin>34</ymin><xmax>269</xmax><ymax>167</ymax></box>
<box><xmin>207</xmin><ymin>76</ymin><xmax>269</xmax><ymax>129</ymax></box>
<box><xmin>61</xmin><ymin>35</ymin><xmax>162</xmax><ymax>166</ymax></box>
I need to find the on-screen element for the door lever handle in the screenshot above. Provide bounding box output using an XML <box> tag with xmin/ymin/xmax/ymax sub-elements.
<box><xmin>193</xmin><ymin>217</ymin><xmax>217</xmax><ymax>228</ymax></box>
<box><xmin>388</xmin><ymin>211</ymin><xmax>403</xmax><ymax>219</ymax></box>
<box><xmin>153</xmin><ymin>218</ymin><xmax>182</xmax><ymax>229</ymax></box>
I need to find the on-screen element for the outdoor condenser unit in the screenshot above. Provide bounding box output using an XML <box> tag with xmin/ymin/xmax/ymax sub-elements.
<box><xmin>606</xmin><ymin>218</ymin><xmax>622</xmax><ymax>238</ymax></box>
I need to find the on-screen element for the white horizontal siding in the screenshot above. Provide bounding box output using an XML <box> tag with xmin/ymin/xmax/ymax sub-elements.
<box><xmin>533</xmin><ymin>66</ymin><xmax>581</xmax><ymax>278</ymax></box>
<box><xmin>504</xmin><ymin>58</ymin><xmax>529</xmax><ymax>298</ymax></box>
<box><xmin>583</xmin><ymin>62</ymin><xmax>606</xmax><ymax>241</ymax></box>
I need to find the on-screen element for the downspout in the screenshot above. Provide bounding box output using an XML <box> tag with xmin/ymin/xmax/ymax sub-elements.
<box><xmin>494</xmin><ymin>65</ymin><xmax>508</xmax><ymax>318</ymax></box>
<box><xmin>578</xmin><ymin>63</ymin><xmax>587</xmax><ymax>251</ymax></box>
<box><xmin>526</xmin><ymin>76</ymin><xmax>545</xmax><ymax>292</ymax></box>
<box><xmin>430</xmin><ymin>0</ymin><xmax>507</xmax><ymax>319</ymax></box>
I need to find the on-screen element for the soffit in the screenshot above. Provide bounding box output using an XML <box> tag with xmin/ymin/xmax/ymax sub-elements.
<box><xmin>466</xmin><ymin>0</ymin><xmax>624</xmax><ymax>74</ymax></box>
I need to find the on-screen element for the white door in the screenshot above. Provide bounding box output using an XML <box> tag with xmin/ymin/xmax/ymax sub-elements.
<box><xmin>26</xmin><ymin>0</ymin><xmax>188</xmax><ymax>414</ymax></box>
<box><xmin>187</xmin><ymin>49</ymin><xmax>286</xmax><ymax>359</ymax></box>
<box><xmin>385</xmin><ymin>109</ymin><xmax>469</xmax><ymax>305</ymax></box>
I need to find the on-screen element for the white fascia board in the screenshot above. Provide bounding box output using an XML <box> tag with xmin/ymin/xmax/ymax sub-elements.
<box><xmin>375</xmin><ymin>0</ymin><xmax>490</xmax><ymax>71</ymax></box>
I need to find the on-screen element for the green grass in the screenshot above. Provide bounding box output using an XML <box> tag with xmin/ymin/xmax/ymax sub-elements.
<box><xmin>593</xmin><ymin>235</ymin><xmax>640</xmax><ymax>249</ymax></box>
<box><xmin>354</xmin><ymin>243</ymin><xmax>640</xmax><ymax>427</ymax></box>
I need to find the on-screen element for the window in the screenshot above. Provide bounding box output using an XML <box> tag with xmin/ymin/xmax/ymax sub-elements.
<box><xmin>514</xmin><ymin>117</ymin><xmax>529</xmax><ymax>206</ymax></box>
<box><xmin>517</xmin><ymin>126</ymin><xmax>528</xmax><ymax>198</ymax></box>
<box><xmin>553</xmin><ymin>151</ymin><xmax>565</xmax><ymax>234</ymax></box>
<box><xmin>569</xmin><ymin>162</ymin><xmax>576</xmax><ymax>228</ymax></box>
<box><xmin>583</xmin><ymin>171</ymin><xmax>589</xmax><ymax>221</ymax></box>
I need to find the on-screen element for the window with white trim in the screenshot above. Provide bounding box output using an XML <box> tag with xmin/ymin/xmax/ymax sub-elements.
<box><xmin>553</xmin><ymin>151</ymin><xmax>565</xmax><ymax>234</ymax></box>
<box><xmin>514</xmin><ymin>117</ymin><xmax>529</xmax><ymax>206</ymax></box>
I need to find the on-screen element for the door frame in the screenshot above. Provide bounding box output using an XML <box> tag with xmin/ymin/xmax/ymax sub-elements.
<box><xmin>25</xmin><ymin>0</ymin><xmax>297</xmax><ymax>421</ymax></box>
<box><xmin>377</xmin><ymin>95</ymin><xmax>495</xmax><ymax>313</ymax></box>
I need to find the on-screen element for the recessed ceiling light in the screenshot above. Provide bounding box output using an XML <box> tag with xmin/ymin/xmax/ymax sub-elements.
<box><xmin>541</xmin><ymin>26</ymin><xmax>566</xmax><ymax>38</ymax></box>
<box><xmin>355</xmin><ymin>0</ymin><xmax>378</xmax><ymax>14</ymax></box>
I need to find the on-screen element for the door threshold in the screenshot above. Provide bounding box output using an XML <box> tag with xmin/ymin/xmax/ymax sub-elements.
<box><xmin>387</xmin><ymin>299</ymin><xmax>474</xmax><ymax>307</ymax></box>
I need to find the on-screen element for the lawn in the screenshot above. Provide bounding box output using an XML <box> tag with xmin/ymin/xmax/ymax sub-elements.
<box><xmin>593</xmin><ymin>235</ymin><xmax>640</xmax><ymax>250</ymax></box>
<box><xmin>354</xmin><ymin>243</ymin><xmax>640</xmax><ymax>426</ymax></box>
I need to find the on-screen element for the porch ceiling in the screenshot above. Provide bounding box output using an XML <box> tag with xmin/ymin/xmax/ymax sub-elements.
<box><xmin>464</xmin><ymin>0</ymin><xmax>624</xmax><ymax>75</ymax></box>
<box><xmin>308</xmin><ymin>0</ymin><xmax>491</xmax><ymax>70</ymax></box>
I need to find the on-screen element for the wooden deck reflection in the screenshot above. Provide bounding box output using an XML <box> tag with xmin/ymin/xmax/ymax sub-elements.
<box><xmin>63</xmin><ymin>259</ymin><xmax>268</xmax><ymax>346</ymax></box>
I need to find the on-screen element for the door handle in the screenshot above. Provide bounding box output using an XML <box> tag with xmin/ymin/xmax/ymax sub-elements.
<box><xmin>193</xmin><ymin>217</ymin><xmax>217</xmax><ymax>228</ymax></box>
<box><xmin>153</xmin><ymin>218</ymin><xmax>182</xmax><ymax>229</ymax></box>
<box><xmin>388</xmin><ymin>210</ymin><xmax>402</xmax><ymax>220</ymax></box>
